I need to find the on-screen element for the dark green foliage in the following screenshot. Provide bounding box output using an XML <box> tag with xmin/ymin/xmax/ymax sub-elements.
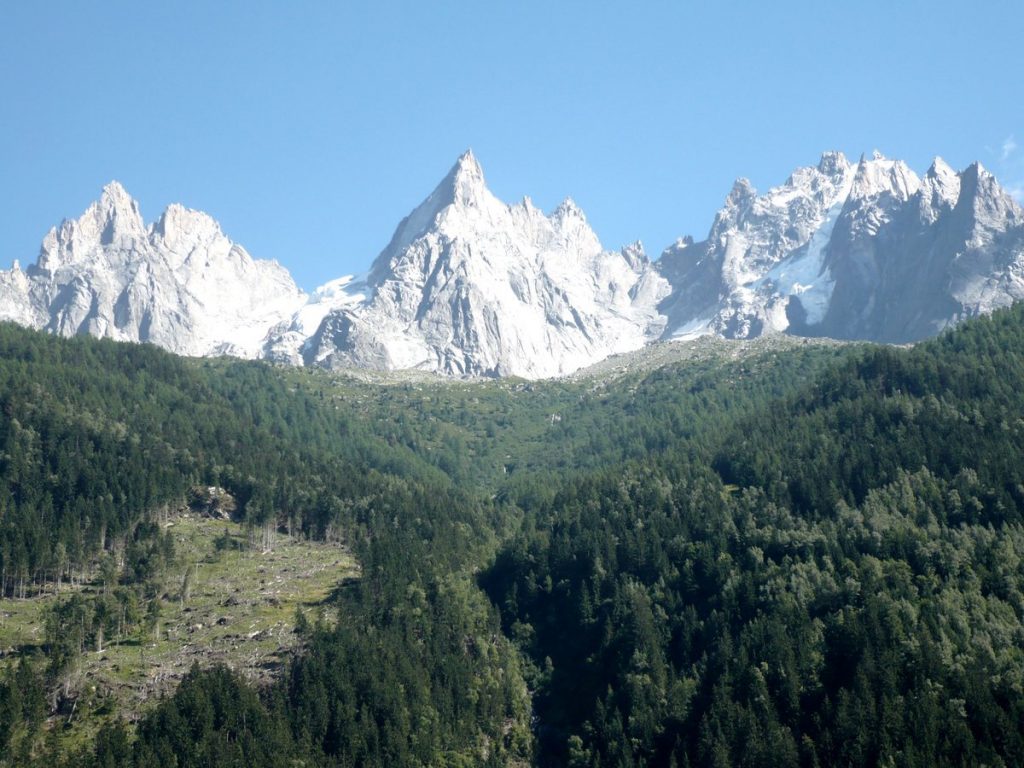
<box><xmin>0</xmin><ymin>321</ymin><xmax>448</xmax><ymax>599</ymax></box>
<box><xmin>715</xmin><ymin>305</ymin><xmax>1024</xmax><ymax>518</ymax></box>
<box><xmin>0</xmin><ymin>659</ymin><xmax>46</xmax><ymax>761</ymax></box>
<box><xmin>91</xmin><ymin>665</ymin><xmax>292</xmax><ymax>768</ymax></box>
<box><xmin>0</xmin><ymin>322</ymin><xmax>533</xmax><ymax>766</ymax></box>
<box><xmin>484</xmin><ymin>305</ymin><xmax>1024</xmax><ymax>766</ymax></box>
<box><xmin>6</xmin><ymin>304</ymin><xmax>1024</xmax><ymax>766</ymax></box>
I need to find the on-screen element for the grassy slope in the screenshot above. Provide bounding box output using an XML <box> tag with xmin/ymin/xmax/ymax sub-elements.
<box><xmin>0</xmin><ymin>514</ymin><xmax>356</xmax><ymax>748</ymax></box>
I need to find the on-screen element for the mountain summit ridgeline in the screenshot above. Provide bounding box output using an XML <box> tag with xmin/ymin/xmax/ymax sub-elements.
<box><xmin>3</xmin><ymin>150</ymin><xmax>1023</xmax><ymax>377</ymax></box>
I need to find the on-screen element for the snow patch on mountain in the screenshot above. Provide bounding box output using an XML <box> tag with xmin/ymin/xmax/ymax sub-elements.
<box><xmin>659</xmin><ymin>151</ymin><xmax>862</xmax><ymax>339</ymax></box>
<box><xmin>659</xmin><ymin>151</ymin><xmax>1024</xmax><ymax>345</ymax></box>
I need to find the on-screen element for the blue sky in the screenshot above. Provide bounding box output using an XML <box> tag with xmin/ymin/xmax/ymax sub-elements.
<box><xmin>2</xmin><ymin>1</ymin><xmax>1022</xmax><ymax>290</ymax></box>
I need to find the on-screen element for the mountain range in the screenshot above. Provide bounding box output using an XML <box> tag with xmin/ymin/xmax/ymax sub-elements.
<box><xmin>2</xmin><ymin>149</ymin><xmax>1022</xmax><ymax>378</ymax></box>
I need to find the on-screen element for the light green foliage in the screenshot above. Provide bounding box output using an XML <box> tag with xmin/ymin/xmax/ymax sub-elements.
<box><xmin>0</xmin><ymin>514</ymin><xmax>354</xmax><ymax>761</ymax></box>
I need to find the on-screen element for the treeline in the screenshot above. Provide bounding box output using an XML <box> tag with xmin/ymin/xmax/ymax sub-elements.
<box><xmin>714</xmin><ymin>305</ymin><xmax>1024</xmax><ymax>519</ymax></box>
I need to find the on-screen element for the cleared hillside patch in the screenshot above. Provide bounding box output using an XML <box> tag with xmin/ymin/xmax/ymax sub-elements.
<box><xmin>0</xmin><ymin>513</ymin><xmax>356</xmax><ymax>749</ymax></box>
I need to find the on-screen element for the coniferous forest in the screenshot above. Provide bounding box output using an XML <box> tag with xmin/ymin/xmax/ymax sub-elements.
<box><xmin>2</xmin><ymin>304</ymin><xmax>1024</xmax><ymax>766</ymax></box>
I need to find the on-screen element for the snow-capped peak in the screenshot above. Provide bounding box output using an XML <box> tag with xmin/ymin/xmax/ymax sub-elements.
<box><xmin>919</xmin><ymin>156</ymin><xmax>961</xmax><ymax>221</ymax></box>
<box><xmin>956</xmin><ymin>160</ymin><xmax>1023</xmax><ymax>244</ymax></box>
<box><xmin>817</xmin><ymin>151</ymin><xmax>850</xmax><ymax>175</ymax></box>
<box><xmin>7</xmin><ymin>148</ymin><xmax>1024</xmax><ymax>380</ymax></box>
<box><xmin>375</xmin><ymin>150</ymin><xmax>502</xmax><ymax>264</ymax></box>
<box><xmin>146</xmin><ymin>202</ymin><xmax>263</xmax><ymax>275</ymax></box>
<box><xmin>151</xmin><ymin>203</ymin><xmax>223</xmax><ymax>248</ymax></box>
<box><xmin>36</xmin><ymin>180</ymin><xmax>147</xmax><ymax>272</ymax></box>
<box><xmin>553</xmin><ymin>196</ymin><xmax>585</xmax><ymax>220</ymax></box>
<box><xmin>849</xmin><ymin>154</ymin><xmax>921</xmax><ymax>202</ymax></box>
<box><xmin>289</xmin><ymin>150</ymin><xmax>669</xmax><ymax>377</ymax></box>
<box><xmin>443</xmin><ymin>148</ymin><xmax>488</xmax><ymax>207</ymax></box>
<box><xmin>927</xmin><ymin>156</ymin><xmax>956</xmax><ymax>179</ymax></box>
<box><xmin>10</xmin><ymin>182</ymin><xmax>306</xmax><ymax>359</ymax></box>
<box><xmin>99</xmin><ymin>179</ymin><xmax>134</xmax><ymax>206</ymax></box>
<box><xmin>958</xmin><ymin>162</ymin><xmax>1000</xmax><ymax>203</ymax></box>
<box><xmin>726</xmin><ymin>178</ymin><xmax>756</xmax><ymax>207</ymax></box>
<box><xmin>96</xmin><ymin>180</ymin><xmax>146</xmax><ymax>241</ymax></box>
<box><xmin>659</xmin><ymin>150</ymin><xmax>1024</xmax><ymax>346</ymax></box>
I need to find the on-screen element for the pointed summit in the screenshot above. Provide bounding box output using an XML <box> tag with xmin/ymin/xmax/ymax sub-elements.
<box><xmin>818</xmin><ymin>151</ymin><xmax>849</xmax><ymax>175</ymax></box>
<box><xmin>37</xmin><ymin>180</ymin><xmax>147</xmax><ymax>271</ymax></box>
<box><xmin>100</xmin><ymin>179</ymin><xmax>132</xmax><ymax>204</ymax></box>
<box><xmin>150</xmin><ymin>203</ymin><xmax>225</xmax><ymax>256</ymax></box>
<box><xmin>96</xmin><ymin>181</ymin><xmax>144</xmax><ymax>228</ymax></box>
<box><xmin>93</xmin><ymin>181</ymin><xmax>145</xmax><ymax>245</ymax></box>
<box><xmin>454</xmin><ymin>148</ymin><xmax>482</xmax><ymax>176</ymax></box>
<box><xmin>955</xmin><ymin>162</ymin><xmax>998</xmax><ymax>201</ymax></box>
<box><xmin>373</xmin><ymin>150</ymin><xmax>500</xmax><ymax>265</ymax></box>
<box><xmin>927</xmin><ymin>156</ymin><xmax>956</xmax><ymax>179</ymax></box>
<box><xmin>955</xmin><ymin>160</ymin><xmax>1023</xmax><ymax>228</ymax></box>
<box><xmin>439</xmin><ymin>149</ymin><xmax>488</xmax><ymax>207</ymax></box>
<box><xmin>553</xmin><ymin>197</ymin><xmax>585</xmax><ymax>221</ymax></box>
<box><xmin>919</xmin><ymin>157</ymin><xmax>961</xmax><ymax>219</ymax></box>
<box><xmin>958</xmin><ymin>161</ymin><xmax>986</xmax><ymax>191</ymax></box>
<box><xmin>97</xmin><ymin>181</ymin><xmax>139</xmax><ymax>216</ymax></box>
<box><xmin>849</xmin><ymin>152</ymin><xmax>920</xmax><ymax>201</ymax></box>
<box><xmin>726</xmin><ymin>178</ymin><xmax>755</xmax><ymax>206</ymax></box>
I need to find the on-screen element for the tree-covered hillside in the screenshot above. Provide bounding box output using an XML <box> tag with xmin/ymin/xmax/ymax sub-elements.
<box><xmin>485</xmin><ymin>306</ymin><xmax>1024</xmax><ymax>767</ymax></box>
<box><xmin>0</xmin><ymin>324</ymin><xmax>534</xmax><ymax>766</ymax></box>
<box><xmin>2</xmin><ymin>305</ymin><xmax>1024</xmax><ymax>766</ymax></box>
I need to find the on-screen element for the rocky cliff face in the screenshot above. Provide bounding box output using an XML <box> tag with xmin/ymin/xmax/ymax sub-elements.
<box><xmin>0</xmin><ymin>181</ymin><xmax>305</xmax><ymax>358</ymax></box>
<box><xmin>267</xmin><ymin>151</ymin><xmax>670</xmax><ymax>377</ymax></box>
<box><xmin>3</xmin><ymin>150</ymin><xmax>1024</xmax><ymax>378</ymax></box>
<box><xmin>659</xmin><ymin>152</ymin><xmax>1024</xmax><ymax>343</ymax></box>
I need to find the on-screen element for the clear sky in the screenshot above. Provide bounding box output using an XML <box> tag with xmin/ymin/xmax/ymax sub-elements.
<box><xmin>2</xmin><ymin>1</ymin><xmax>1022</xmax><ymax>290</ymax></box>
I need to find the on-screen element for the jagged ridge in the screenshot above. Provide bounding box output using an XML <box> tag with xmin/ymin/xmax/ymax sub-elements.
<box><xmin>265</xmin><ymin>150</ymin><xmax>669</xmax><ymax>377</ymax></box>
<box><xmin>0</xmin><ymin>181</ymin><xmax>305</xmax><ymax>358</ymax></box>
<box><xmin>3</xmin><ymin>150</ymin><xmax>1023</xmax><ymax>377</ymax></box>
<box><xmin>659</xmin><ymin>151</ymin><xmax>1024</xmax><ymax>343</ymax></box>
